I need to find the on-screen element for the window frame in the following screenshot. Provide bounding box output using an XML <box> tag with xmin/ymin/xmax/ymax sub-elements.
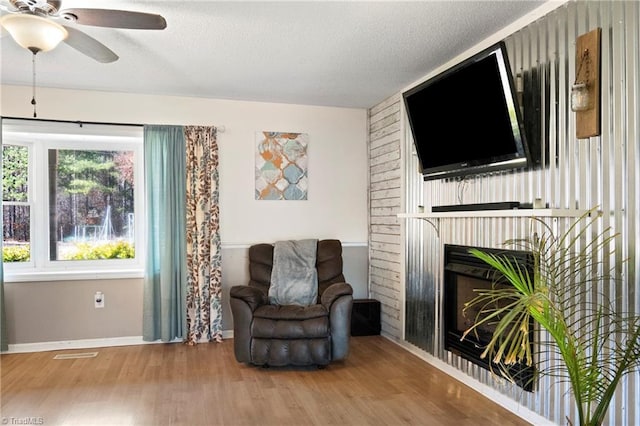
<box><xmin>2</xmin><ymin>120</ymin><xmax>145</xmax><ymax>282</ymax></box>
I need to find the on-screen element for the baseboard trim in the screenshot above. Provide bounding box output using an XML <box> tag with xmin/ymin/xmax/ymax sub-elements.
<box><xmin>6</xmin><ymin>336</ymin><xmax>152</xmax><ymax>353</ymax></box>
<box><xmin>4</xmin><ymin>330</ymin><xmax>234</xmax><ymax>354</ymax></box>
<box><xmin>381</xmin><ymin>334</ymin><xmax>555</xmax><ymax>426</ymax></box>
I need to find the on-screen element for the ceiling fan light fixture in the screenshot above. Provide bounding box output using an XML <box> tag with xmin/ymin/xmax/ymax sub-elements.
<box><xmin>0</xmin><ymin>14</ymin><xmax>68</xmax><ymax>53</ymax></box>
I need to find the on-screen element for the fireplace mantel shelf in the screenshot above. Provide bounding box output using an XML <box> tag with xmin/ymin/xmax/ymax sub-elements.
<box><xmin>397</xmin><ymin>208</ymin><xmax>588</xmax><ymax>219</ymax></box>
<box><xmin>397</xmin><ymin>209</ymin><xmax>590</xmax><ymax>236</ymax></box>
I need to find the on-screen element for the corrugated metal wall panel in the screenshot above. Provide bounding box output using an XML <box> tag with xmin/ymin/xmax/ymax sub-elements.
<box><xmin>397</xmin><ymin>1</ymin><xmax>640</xmax><ymax>425</ymax></box>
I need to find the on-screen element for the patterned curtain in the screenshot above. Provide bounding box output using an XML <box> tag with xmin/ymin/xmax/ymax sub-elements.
<box><xmin>184</xmin><ymin>126</ymin><xmax>222</xmax><ymax>344</ymax></box>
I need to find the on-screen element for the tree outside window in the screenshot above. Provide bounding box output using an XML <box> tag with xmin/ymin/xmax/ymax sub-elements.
<box><xmin>49</xmin><ymin>149</ymin><xmax>136</xmax><ymax>261</ymax></box>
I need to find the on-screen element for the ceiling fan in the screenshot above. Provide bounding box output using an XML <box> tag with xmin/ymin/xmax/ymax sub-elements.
<box><xmin>0</xmin><ymin>0</ymin><xmax>167</xmax><ymax>63</ymax></box>
<box><xmin>1</xmin><ymin>0</ymin><xmax>166</xmax><ymax>117</ymax></box>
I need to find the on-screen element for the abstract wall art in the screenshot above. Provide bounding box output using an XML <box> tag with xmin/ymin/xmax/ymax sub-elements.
<box><xmin>255</xmin><ymin>131</ymin><xmax>308</xmax><ymax>200</ymax></box>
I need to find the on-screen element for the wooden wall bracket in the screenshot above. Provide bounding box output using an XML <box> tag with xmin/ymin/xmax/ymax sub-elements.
<box><xmin>575</xmin><ymin>27</ymin><xmax>601</xmax><ymax>139</ymax></box>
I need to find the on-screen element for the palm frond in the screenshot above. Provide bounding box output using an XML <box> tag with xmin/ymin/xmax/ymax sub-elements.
<box><xmin>460</xmin><ymin>207</ymin><xmax>640</xmax><ymax>426</ymax></box>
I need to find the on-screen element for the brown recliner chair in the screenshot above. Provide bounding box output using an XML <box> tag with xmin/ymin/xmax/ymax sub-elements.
<box><xmin>229</xmin><ymin>239</ymin><xmax>353</xmax><ymax>367</ymax></box>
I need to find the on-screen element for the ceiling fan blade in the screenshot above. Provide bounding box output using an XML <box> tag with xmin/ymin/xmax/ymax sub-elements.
<box><xmin>59</xmin><ymin>8</ymin><xmax>166</xmax><ymax>30</ymax></box>
<box><xmin>0</xmin><ymin>0</ymin><xmax>18</xmax><ymax>13</ymax></box>
<box><xmin>62</xmin><ymin>25</ymin><xmax>118</xmax><ymax>63</ymax></box>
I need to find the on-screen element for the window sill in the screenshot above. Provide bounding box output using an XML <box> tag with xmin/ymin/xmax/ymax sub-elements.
<box><xmin>4</xmin><ymin>269</ymin><xmax>144</xmax><ymax>283</ymax></box>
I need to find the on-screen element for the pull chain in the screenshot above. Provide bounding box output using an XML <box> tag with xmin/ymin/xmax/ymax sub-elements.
<box><xmin>31</xmin><ymin>52</ymin><xmax>37</xmax><ymax>118</ymax></box>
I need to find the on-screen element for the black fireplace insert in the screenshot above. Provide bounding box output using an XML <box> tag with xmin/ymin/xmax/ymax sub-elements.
<box><xmin>443</xmin><ymin>244</ymin><xmax>535</xmax><ymax>391</ymax></box>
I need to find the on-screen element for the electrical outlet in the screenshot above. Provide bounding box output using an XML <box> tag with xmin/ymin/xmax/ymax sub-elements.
<box><xmin>94</xmin><ymin>291</ymin><xmax>105</xmax><ymax>308</ymax></box>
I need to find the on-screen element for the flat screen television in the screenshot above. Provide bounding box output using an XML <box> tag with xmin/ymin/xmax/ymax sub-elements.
<box><xmin>403</xmin><ymin>41</ymin><xmax>530</xmax><ymax>181</ymax></box>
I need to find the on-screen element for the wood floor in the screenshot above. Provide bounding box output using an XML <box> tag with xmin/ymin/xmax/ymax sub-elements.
<box><xmin>1</xmin><ymin>336</ymin><xmax>529</xmax><ymax>426</ymax></box>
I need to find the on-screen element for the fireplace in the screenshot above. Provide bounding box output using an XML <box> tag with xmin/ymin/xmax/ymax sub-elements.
<box><xmin>443</xmin><ymin>244</ymin><xmax>535</xmax><ymax>391</ymax></box>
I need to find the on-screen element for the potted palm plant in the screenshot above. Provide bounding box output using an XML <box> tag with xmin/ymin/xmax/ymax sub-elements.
<box><xmin>461</xmin><ymin>207</ymin><xmax>640</xmax><ymax>426</ymax></box>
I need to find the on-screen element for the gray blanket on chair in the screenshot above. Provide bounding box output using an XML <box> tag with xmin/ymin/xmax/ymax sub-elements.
<box><xmin>269</xmin><ymin>239</ymin><xmax>318</xmax><ymax>306</ymax></box>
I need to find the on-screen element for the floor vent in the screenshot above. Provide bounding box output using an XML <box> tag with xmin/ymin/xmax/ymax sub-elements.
<box><xmin>53</xmin><ymin>352</ymin><xmax>99</xmax><ymax>360</ymax></box>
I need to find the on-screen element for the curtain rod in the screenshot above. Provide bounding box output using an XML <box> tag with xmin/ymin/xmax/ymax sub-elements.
<box><xmin>1</xmin><ymin>116</ymin><xmax>143</xmax><ymax>128</ymax></box>
<box><xmin>1</xmin><ymin>116</ymin><xmax>226</xmax><ymax>132</ymax></box>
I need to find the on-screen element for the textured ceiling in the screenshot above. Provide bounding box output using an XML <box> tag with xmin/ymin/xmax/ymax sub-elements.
<box><xmin>1</xmin><ymin>1</ymin><xmax>547</xmax><ymax>109</ymax></box>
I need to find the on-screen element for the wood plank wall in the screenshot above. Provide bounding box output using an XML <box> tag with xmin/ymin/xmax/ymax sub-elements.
<box><xmin>367</xmin><ymin>94</ymin><xmax>402</xmax><ymax>338</ymax></box>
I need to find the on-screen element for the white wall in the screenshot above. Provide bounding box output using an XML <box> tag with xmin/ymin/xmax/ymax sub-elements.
<box><xmin>1</xmin><ymin>85</ymin><xmax>369</xmax><ymax>346</ymax></box>
<box><xmin>1</xmin><ymin>85</ymin><xmax>368</xmax><ymax>244</ymax></box>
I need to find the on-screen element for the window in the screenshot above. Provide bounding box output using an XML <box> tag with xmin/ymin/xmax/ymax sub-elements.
<box><xmin>2</xmin><ymin>119</ymin><xmax>144</xmax><ymax>281</ymax></box>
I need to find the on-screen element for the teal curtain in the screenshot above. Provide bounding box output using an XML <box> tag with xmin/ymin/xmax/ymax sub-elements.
<box><xmin>142</xmin><ymin>125</ymin><xmax>187</xmax><ymax>342</ymax></box>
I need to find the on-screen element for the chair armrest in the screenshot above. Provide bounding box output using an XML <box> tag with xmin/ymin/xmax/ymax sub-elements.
<box><xmin>229</xmin><ymin>285</ymin><xmax>266</xmax><ymax>364</ymax></box>
<box><xmin>320</xmin><ymin>282</ymin><xmax>353</xmax><ymax>310</ymax></box>
<box><xmin>230</xmin><ymin>285</ymin><xmax>267</xmax><ymax>312</ymax></box>
<box><xmin>322</xmin><ymin>282</ymin><xmax>353</xmax><ymax>361</ymax></box>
